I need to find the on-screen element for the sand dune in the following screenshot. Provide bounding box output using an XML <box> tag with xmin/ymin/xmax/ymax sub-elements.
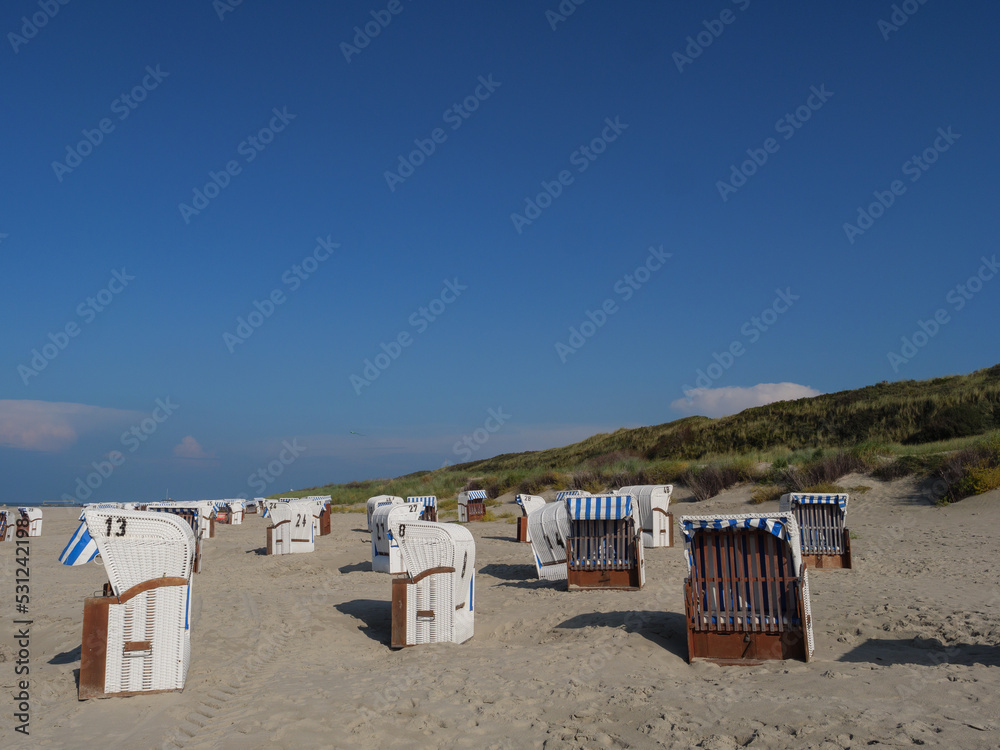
<box><xmin>2</xmin><ymin>478</ymin><xmax>999</xmax><ymax>749</ymax></box>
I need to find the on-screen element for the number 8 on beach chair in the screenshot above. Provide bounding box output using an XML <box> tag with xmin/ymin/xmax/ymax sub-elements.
<box><xmin>681</xmin><ymin>513</ymin><xmax>814</xmax><ymax>664</ymax></box>
<box><xmin>389</xmin><ymin>519</ymin><xmax>476</xmax><ymax>648</ymax></box>
<box><xmin>566</xmin><ymin>495</ymin><xmax>645</xmax><ymax>591</ymax></box>
<box><xmin>77</xmin><ymin>509</ymin><xmax>195</xmax><ymax>699</ymax></box>
<box><xmin>371</xmin><ymin>502</ymin><xmax>421</xmax><ymax>573</ymax></box>
<box><xmin>779</xmin><ymin>493</ymin><xmax>852</xmax><ymax>569</ymax></box>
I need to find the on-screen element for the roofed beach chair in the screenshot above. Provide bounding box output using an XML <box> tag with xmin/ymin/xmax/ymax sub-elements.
<box><xmin>371</xmin><ymin>502</ymin><xmax>422</xmax><ymax>573</ymax></box>
<box><xmin>617</xmin><ymin>485</ymin><xmax>674</xmax><ymax>548</ymax></box>
<box><xmin>17</xmin><ymin>506</ymin><xmax>43</xmax><ymax>537</ymax></box>
<box><xmin>681</xmin><ymin>513</ymin><xmax>814</xmax><ymax>664</ymax></box>
<box><xmin>555</xmin><ymin>489</ymin><xmax>585</xmax><ymax>502</ymax></box>
<box><xmin>779</xmin><ymin>492</ymin><xmax>852</xmax><ymax>569</ymax></box>
<box><xmin>0</xmin><ymin>510</ymin><xmax>12</xmax><ymax>542</ymax></box>
<box><xmin>527</xmin><ymin>500</ymin><xmax>571</xmax><ymax>580</ymax></box>
<box><xmin>457</xmin><ymin>489</ymin><xmax>488</xmax><ymax>522</ymax></box>
<box><xmin>366</xmin><ymin>495</ymin><xmax>403</xmax><ymax>532</ymax></box>
<box><xmin>304</xmin><ymin>495</ymin><xmax>333</xmax><ymax>535</ymax></box>
<box><xmin>266</xmin><ymin>500</ymin><xmax>316</xmax><ymax>555</ymax></box>
<box><xmin>77</xmin><ymin>508</ymin><xmax>195</xmax><ymax>699</ymax></box>
<box><xmin>514</xmin><ymin>494</ymin><xmax>546</xmax><ymax>542</ymax></box>
<box><xmin>144</xmin><ymin>504</ymin><xmax>207</xmax><ymax>573</ymax></box>
<box><xmin>407</xmin><ymin>495</ymin><xmax>438</xmax><ymax>522</ymax></box>
<box><xmin>566</xmin><ymin>494</ymin><xmax>645</xmax><ymax>591</ymax></box>
<box><xmin>389</xmin><ymin>519</ymin><xmax>476</xmax><ymax>648</ymax></box>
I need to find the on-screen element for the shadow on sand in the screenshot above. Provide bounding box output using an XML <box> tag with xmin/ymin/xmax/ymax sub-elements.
<box><xmin>335</xmin><ymin>599</ymin><xmax>390</xmax><ymax>645</ymax></box>
<box><xmin>839</xmin><ymin>637</ymin><xmax>1000</xmax><ymax>667</ymax></box>
<box><xmin>555</xmin><ymin>610</ymin><xmax>688</xmax><ymax>660</ymax></box>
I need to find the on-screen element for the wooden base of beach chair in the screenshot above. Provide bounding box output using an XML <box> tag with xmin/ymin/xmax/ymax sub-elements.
<box><xmin>567</xmin><ymin>565</ymin><xmax>643</xmax><ymax>591</ymax></box>
<box><xmin>319</xmin><ymin>513</ymin><xmax>331</xmax><ymax>536</ymax></box>
<box><xmin>684</xmin><ymin>580</ymin><xmax>810</xmax><ymax>664</ymax></box>
<box><xmin>390</xmin><ymin>576</ymin><xmax>410</xmax><ymax>648</ymax></box>
<box><xmin>266</xmin><ymin>525</ymin><xmax>275</xmax><ymax>555</ymax></box>
<box><xmin>467</xmin><ymin>502</ymin><xmax>485</xmax><ymax>522</ymax></box>
<box><xmin>79</xmin><ymin>596</ymin><xmax>184</xmax><ymax>699</ymax></box>
<box><xmin>802</xmin><ymin>529</ymin><xmax>852</xmax><ymax>569</ymax></box>
<box><xmin>516</xmin><ymin>516</ymin><xmax>529</xmax><ymax>542</ymax></box>
<box><xmin>208</xmin><ymin>516</ymin><xmax>216</xmax><ymax>538</ymax></box>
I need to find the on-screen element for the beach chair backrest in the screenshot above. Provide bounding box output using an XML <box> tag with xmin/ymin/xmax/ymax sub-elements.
<box><xmin>515</xmin><ymin>494</ymin><xmax>546</xmax><ymax>517</ymax></box>
<box><xmin>366</xmin><ymin>495</ymin><xmax>403</xmax><ymax>531</ymax></box>
<box><xmin>527</xmin><ymin>500</ymin><xmax>571</xmax><ymax>578</ymax></box>
<box><xmin>779</xmin><ymin>493</ymin><xmax>849</xmax><ymax>556</ymax></box>
<box><xmin>565</xmin><ymin>495</ymin><xmax>637</xmax><ymax>569</ymax></box>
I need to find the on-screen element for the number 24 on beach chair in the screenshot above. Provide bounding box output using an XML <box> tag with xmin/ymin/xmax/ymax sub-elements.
<box><xmin>681</xmin><ymin>513</ymin><xmax>814</xmax><ymax>664</ymax></box>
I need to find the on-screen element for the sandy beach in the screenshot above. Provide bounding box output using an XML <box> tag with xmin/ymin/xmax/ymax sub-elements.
<box><xmin>3</xmin><ymin>478</ymin><xmax>999</xmax><ymax>749</ymax></box>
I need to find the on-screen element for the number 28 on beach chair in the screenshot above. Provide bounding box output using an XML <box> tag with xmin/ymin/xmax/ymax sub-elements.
<box><xmin>514</xmin><ymin>494</ymin><xmax>546</xmax><ymax>542</ymax></box>
<box><xmin>681</xmin><ymin>513</ymin><xmax>814</xmax><ymax>664</ymax></box>
<box><xmin>566</xmin><ymin>495</ymin><xmax>645</xmax><ymax>591</ymax></box>
<box><xmin>390</xmin><ymin>519</ymin><xmax>476</xmax><ymax>648</ymax></box>
<box><xmin>78</xmin><ymin>509</ymin><xmax>195</xmax><ymax>699</ymax></box>
<box><xmin>779</xmin><ymin>493</ymin><xmax>852</xmax><ymax>569</ymax></box>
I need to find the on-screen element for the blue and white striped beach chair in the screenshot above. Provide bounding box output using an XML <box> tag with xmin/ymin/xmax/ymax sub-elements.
<box><xmin>779</xmin><ymin>493</ymin><xmax>851</xmax><ymax>569</ymax></box>
<box><xmin>680</xmin><ymin>513</ymin><xmax>814</xmax><ymax>664</ymax></box>
<box><xmin>457</xmin><ymin>490</ymin><xmax>488</xmax><ymax>522</ymax></box>
<box><xmin>565</xmin><ymin>495</ymin><xmax>644</xmax><ymax>590</ymax></box>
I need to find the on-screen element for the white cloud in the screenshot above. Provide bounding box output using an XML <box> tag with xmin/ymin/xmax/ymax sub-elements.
<box><xmin>0</xmin><ymin>400</ymin><xmax>143</xmax><ymax>452</ymax></box>
<box><xmin>670</xmin><ymin>383</ymin><xmax>822</xmax><ymax>418</ymax></box>
<box><xmin>173</xmin><ymin>436</ymin><xmax>212</xmax><ymax>460</ymax></box>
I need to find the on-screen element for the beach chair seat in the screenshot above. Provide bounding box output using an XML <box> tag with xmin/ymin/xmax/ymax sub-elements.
<box><xmin>527</xmin><ymin>500</ymin><xmax>571</xmax><ymax>580</ymax></box>
<box><xmin>566</xmin><ymin>495</ymin><xmax>645</xmax><ymax>591</ymax></box>
<box><xmin>514</xmin><ymin>494</ymin><xmax>546</xmax><ymax>542</ymax></box>
<box><xmin>17</xmin><ymin>507</ymin><xmax>43</xmax><ymax>537</ymax></box>
<box><xmin>266</xmin><ymin>501</ymin><xmax>316</xmax><ymax>555</ymax></box>
<box><xmin>406</xmin><ymin>495</ymin><xmax>438</xmax><ymax>522</ymax></box>
<box><xmin>617</xmin><ymin>485</ymin><xmax>673</xmax><ymax>548</ymax></box>
<box><xmin>77</xmin><ymin>509</ymin><xmax>195</xmax><ymax>699</ymax></box>
<box><xmin>366</xmin><ymin>495</ymin><xmax>404</xmax><ymax>532</ymax></box>
<box><xmin>389</xmin><ymin>519</ymin><xmax>475</xmax><ymax>648</ymax></box>
<box><xmin>457</xmin><ymin>490</ymin><xmax>488</xmax><ymax>522</ymax></box>
<box><xmin>371</xmin><ymin>503</ymin><xmax>422</xmax><ymax>573</ymax></box>
<box><xmin>779</xmin><ymin>493</ymin><xmax>852</xmax><ymax>569</ymax></box>
<box><xmin>680</xmin><ymin>513</ymin><xmax>814</xmax><ymax>664</ymax></box>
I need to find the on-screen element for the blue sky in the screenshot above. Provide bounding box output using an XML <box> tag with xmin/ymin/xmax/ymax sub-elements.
<box><xmin>2</xmin><ymin>0</ymin><xmax>998</xmax><ymax>503</ymax></box>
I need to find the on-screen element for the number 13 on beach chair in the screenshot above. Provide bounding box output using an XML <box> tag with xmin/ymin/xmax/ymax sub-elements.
<box><xmin>76</xmin><ymin>509</ymin><xmax>195</xmax><ymax>699</ymax></box>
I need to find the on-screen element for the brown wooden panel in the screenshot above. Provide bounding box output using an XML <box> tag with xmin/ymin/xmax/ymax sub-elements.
<box><xmin>567</xmin><ymin>566</ymin><xmax>641</xmax><ymax>591</ymax></box>
<box><xmin>123</xmin><ymin>640</ymin><xmax>152</xmax><ymax>652</ymax></box>
<box><xmin>266</xmin><ymin>525</ymin><xmax>274</xmax><ymax>556</ymax></box>
<box><xmin>416</xmin><ymin>610</ymin><xmax>434</xmax><ymax>618</ymax></box>
<box><xmin>390</xmin><ymin>578</ymin><xmax>408</xmax><ymax>649</ymax></box>
<box><xmin>516</xmin><ymin>517</ymin><xmax>529</xmax><ymax>542</ymax></box>
<box><xmin>319</xmin><ymin>513</ymin><xmax>331</xmax><ymax>536</ymax></box>
<box><xmin>79</xmin><ymin>597</ymin><xmax>111</xmax><ymax>699</ymax></box>
<box><xmin>408</xmin><ymin>566</ymin><xmax>455</xmax><ymax>585</ymax></box>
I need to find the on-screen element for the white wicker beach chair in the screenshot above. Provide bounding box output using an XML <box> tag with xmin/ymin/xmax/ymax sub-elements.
<box><xmin>617</xmin><ymin>485</ymin><xmax>673</xmax><ymax>548</ymax></box>
<box><xmin>77</xmin><ymin>508</ymin><xmax>195</xmax><ymax>699</ymax></box>
<box><xmin>266</xmin><ymin>500</ymin><xmax>315</xmax><ymax>555</ymax></box>
<box><xmin>0</xmin><ymin>510</ymin><xmax>12</xmax><ymax>542</ymax></box>
<box><xmin>16</xmin><ymin>507</ymin><xmax>43</xmax><ymax>537</ymax></box>
<box><xmin>371</xmin><ymin>502</ymin><xmax>422</xmax><ymax>573</ymax></box>
<box><xmin>389</xmin><ymin>519</ymin><xmax>476</xmax><ymax>648</ymax></box>
<box><xmin>225</xmin><ymin>499</ymin><xmax>245</xmax><ymax>525</ymax></box>
<box><xmin>514</xmin><ymin>495</ymin><xmax>546</xmax><ymax>542</ymax></box>
<box><xmin>366</xmin><ymin>495</ymin><xmax>403</xmax><ymax>532</ymax></box>
<box><xmin>779</xmin><ymin>493</ymin><xmax>852</xmax><ymax>568</ymax></box>
<box><xmin>680</xmin><ymin>513</ymin><xmax>814</xmax><ymax>664</ymax></box>
<box><xmin>527</xmin><ymin>500</ymin><xmax>571</xmax><ymax>580</ymax></box>
<box><xmin>303</xmin><ymin>496</ymin><xmax>333</xmax><ymax>535</ymax></box>
<box><xmin>566</xmin><ymin>495</ymin><xmax>645</xmax><ymax>591</ymax></box>
<box><xmin>144</xmin><ymin>504</ymin><xmax>208</xmax><ymax>573</ymax></box>
<box><xmin>406</xmin><ymin>495</ymin><xmax>438</xmax><ymax>522</ymax></box>
<box><xmin>457</xmin><ymin>490</ymin><xmax>488</xmax><ymax>522</ymax></box>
